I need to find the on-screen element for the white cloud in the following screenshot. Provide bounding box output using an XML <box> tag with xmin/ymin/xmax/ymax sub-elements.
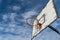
<box><xmin>2</xmin><ymin>14</ymin><xmax>8</xmax><ymax>21</ymax></box>
<box><xmin>12</xmin><ymin>6</ymin><xmax>21</xmax><ymax>11</ymax></box>
<box><xmin>9</xmin><ymin>13</ymin><xmax>17</xmax><ymax>22</ymax></box>
<box><xmin>0</xmin><ymin>24</ymin><xmax>32</xmax><ymax>40</ymax></box>
<box><xmin>1</xmin><ymin>12</ymin><xmax>32</xmax><ymax>37</ymax></box>
<box><xmin>0</xmin><ymin>27</ymin><xmax>4</xmax><ymax>31</ymax></box>
<box><xmin>7</xmin><ymin>5</ymin><xmax>21</xmax><ymax>12</ymax></box>
<box><xmin>2</xmin><ymin>13</ymin><xmax>17</xmax><ymax>23</ymax></box>
<box><xmin>8</xmin><ymin>23</ymin><xmax>16</xmax><ymax>27</ymax></box>
<box><xmin>22</xmin><ymin>10</ymin><xmax>38</xmax><ymax>19</ymax></box>
<box><xmin>0</xmin><ymin>35</ymin><xmax>31</xmax><ymax>40</ymax></box>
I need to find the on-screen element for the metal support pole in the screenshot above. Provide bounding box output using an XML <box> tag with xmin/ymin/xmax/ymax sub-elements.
<box><xmin>48</xmin><ymin>25</ymin><xmax>60</xmax><ymax>34</ymax></box>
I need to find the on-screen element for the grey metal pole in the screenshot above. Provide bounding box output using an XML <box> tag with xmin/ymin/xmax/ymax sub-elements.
<box><xmin>48</xmin><ymin>25</ymin><xmax>60</xmax><ymax>34</ymax></box>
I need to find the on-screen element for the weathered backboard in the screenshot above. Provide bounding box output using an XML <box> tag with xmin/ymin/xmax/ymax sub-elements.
<box><xmin>32</xmin><ymin>0</ymin><xmax>58</xmax><ymax>39</ymax></box>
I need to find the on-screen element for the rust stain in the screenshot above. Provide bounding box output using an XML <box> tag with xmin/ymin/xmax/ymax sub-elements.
<box><xmin>35</xmin><ymin>18</ymin><xmax>42</xmax><ymax>29</ymax></box>
<box><xmin>38</xmin><ymin>23</ymin><xmax>42</xmax><ymax>29</ymax></box>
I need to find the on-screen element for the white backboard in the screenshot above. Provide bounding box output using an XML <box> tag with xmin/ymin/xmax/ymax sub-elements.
<box><xmin>32</xmin><ymin>0</ymin><xmax>58</xmax><ymax>38</ymax></box>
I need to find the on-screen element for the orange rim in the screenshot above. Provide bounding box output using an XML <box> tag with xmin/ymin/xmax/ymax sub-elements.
<box><xmin>26</xmin><ymin>17</ymin><xmax>39</xmax><ymax>26</ymax></box>
<box><xmin>26</xmin><ymin>17</ymin><xmax>42</xmax><ymax>29</ymax></box>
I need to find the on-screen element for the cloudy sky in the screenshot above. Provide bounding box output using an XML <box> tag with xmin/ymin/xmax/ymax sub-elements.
<box><xmin>0</xmin><ymin>0</ymin><xmax>60</xmax><ymax>40</ymax></box>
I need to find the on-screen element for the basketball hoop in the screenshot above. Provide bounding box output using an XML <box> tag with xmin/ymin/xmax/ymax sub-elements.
<box><xmin>26</xmin><ymin>17</ymin><xmax>42</xmax><ymax>29</ymax></box>
<box><xmin>26</xmin><ymin>17</ymin><xmax>35</xmax><ymax>26</ymax></box>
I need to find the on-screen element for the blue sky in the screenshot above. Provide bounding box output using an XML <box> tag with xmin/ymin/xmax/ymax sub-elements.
<box><xmin>0</xmin><ymin>0</ymin><xmax>60</xmax><ymax>40</ymax></box>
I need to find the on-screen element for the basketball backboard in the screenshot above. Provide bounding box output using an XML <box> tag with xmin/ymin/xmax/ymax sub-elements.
<box><xmin>32</xmin><ymin>0</ymin><xmax>58</xmax><ymax>39</ymax></box>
